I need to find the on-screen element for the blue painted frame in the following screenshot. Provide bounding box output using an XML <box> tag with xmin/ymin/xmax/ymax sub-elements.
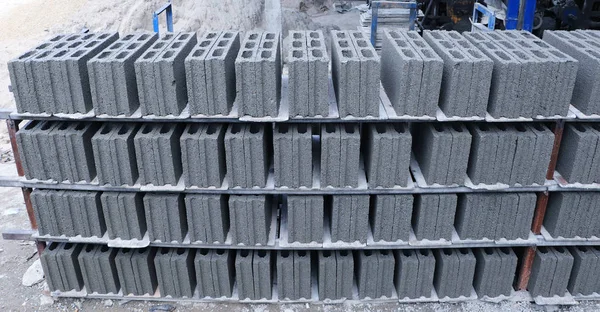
<box><xmin>370</xmin><ymin>1</ymin><xmax>418</xmax><ymax>46</ymax></box>
<box><xmin>153</xmin><ymin>1</ymin><xmax>173</xmax><ymax>34</ymax></box>
<box><xmin>471</xmin><ymin>0</ymin><xmax>536</xmax><ymax>31</ymax></box>
<box><xmin>472</xmin><ymin>2</ymin><xmax>496</xmax><ymax>31</ymax></box>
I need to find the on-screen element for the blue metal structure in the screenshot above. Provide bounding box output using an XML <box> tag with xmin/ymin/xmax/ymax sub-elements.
<box><xmin>370</xmin><ymin>0</ymin><xmax>418</xmax><ymax>46</ymax></box>
<box><xmin>472</xmin><ymin>2</ymin><xmax>497</xmax><ymax>31</ymax></box>
<box><xmin>471</xmin><ymin>0</ymin><xmax>536</xmax><ymax>31</ymax></box>
<box><xmin>153</xmin><ymin>1</ymin><xmax>174</xmax><ymax>34</ymax></box>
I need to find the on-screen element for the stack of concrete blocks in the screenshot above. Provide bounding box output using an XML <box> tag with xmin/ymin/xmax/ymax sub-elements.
<box><xmin>320</xmin><ymin>124</ymin><xmax>360</xmax><ymax>188</ymax></box>
<box><xmin>528</xmin><ymin>247</ymin><xmax>574</xmax><ymax>298</ymax></box>
<box><xmin>544</xmin><ymin>192</ymin><xmax>600</xmax><ymax>239</ymax></box>
<box><xmin>154</xmin><ymin>248</ymin><xmax>196</xmax><ymax>298</ymax></box>
<box><xmin>330</xmin><ymin>195</ymin><xmax>369</xmax><ymax>243</ymax></box>
<box><xmin>433</xmin><ymin>248</ymin><xmax>477</xmax><ymax>298</ymax></box>
<box><xmin>467</xmin><ymin>123</ymin><xmax>553</xmax><ymax>186</ymax></box>
<box><xmin>92</xmin><ymin>123</ymin><xmax>140</xmax><ymax>186</ymax></box>
<box><xmin>134</xmin><ymin>123</ymin><xmax>183</xmax><ymax>186</ymax></box>
<box><xmin>101</xmin><ymin>192</ymin><xmax>146</xmax><ymax>240</ymax></box>
<box><xmin>185</xmin><ymin>194</ymin><xmax>229</xmax><ymax>244</ymax></box>
<box><xmin>412</xmin><ymin>194</ymin><xmax>457</xmax><ymax>241</ymax></box>
<box><xmin>287</xmin><ymin>30</ymin><xmax>329</xmax><ymax>117</ymax></box>
<box><xmin>229</xmin><ymin>195</ymin><xmax>273</xmax><ymax>246</ymax></box>
<box><xmin>31</xmin><ymin>189</ymin><xmax>105</xmax><ymax>238</ymax></box>
<box><xmin>144</xmin><ymin>193</ymin><xmax>187</xmax><ymax>243</ymax></box>
<box><xmin>423</xmin><ymin>31</ymin><xmax>493</xmax><ymax>118</ymax></box>
<box><xmin>394</xmin><ymin>249</ymin><xmax>436</xmax><ymax>299</ymax></box>
<box><xmin>330</xmin><ymin>30</ymin><xmax>380</xmax><ymax>117</ymax></box>
<box><xmin>40</xmin><ymin>242</ymin><xmax>84</xmax><ymax>291</ymax></box>
<box><xmin>355</xmin><ymin>250</ymin><xmax>395</xmax><ymax>299</ymax></box>
<box><xmin>17</xmin><ymin>120</ymin><xmax>99</xmax><ymax>182</ymax></box>
<box><xmin>371</xmin><ymin>195</ymin><xmax>413</xmax><ymax>242</ymax></box>
<box><xmin>380</xmin><ymin>30</ymin><xmax>443</xmax><ymax>117</ymax></box>
<box><xmin>135</xmin><ymin>32</ymin><xmax>196</xmax><ymax>116</ymax></box>
<box><xmin>195</xmin><ymin>249</ymin><xmax>235</xmax><ymax>298</ymax></box>
<box><xmin>363</xmin><ymin>124</ymin><xmax>412</xmax><ymax>188</ymax></box>
<box><xmin>180</xmin><ymin>124</ymin><xmax>226</xmax><ymax>188</ymax></box>
<box><xmin>472</xmin><ymin>248</ymin><xmax>518</xmax><ymax>297</ymax></box>
<box><xmin>88</xmin><ymin>33</ymin><xmax>158</xmax><ymax>116</ymax></box>
<box><xmin>412</xmin><ymin>123</ymin><xmax>472</xmax><ymax>186</ymax></box>
<box><xmin>317</xmin><ymin>250</ymin><xmax>354</xmax><ymax>300</ymax></box>
<box><xmin>78</xmin><ymin>244</ymin><xmax>120</xmax><ymax>294</ymax></box>
<box><xmin>543</xmin><ymin>30</ymin><xmax>600</xmax><ymax>115</ymax></box>
<box><xmin>225</xmin><ymin>124</ymin><xmax>271</xmax><ymax>188</ymax></box>
<box><xmin>567</xmin><ymin>246</ymin><xmax>600</xmax><ymax>295</ymax></box>
<box><xmin>276</xmin><ymin>250</ymin><xmax>312</xmax><ymax>300</ymax></box>
<box><xmin>185</xmin><ymin>31</ymin><xmax>240</xmax><ymax>116</ymax></box>
<box><xmin>235</xmin><ymin>250</ymin><xmax>273</xmax><ymax>300</ymax></box>
<box><xmin>273</xmin><ymin>124</ymin><xmax>312</xmax><ymax>188</ymax></box>
<box><xmin>555</xmin><ymin>123</ymin><xmax>600</xmax><ymax>184</ymax></box>
<box><xmin>115</xmin><ymin>247</ymin><xmax>158</xmax><ymax>296</ymax></box>
<box><xmin>286</xmin><ymin>196</ymin><xmax>323</xmax><ymax>244</ymax></box>
<box><xmin>455</xmin><ymin>193</ymin><xmax>536</xmax><ymax>240</ymax></box>
<box><xmin>235</xmin><ymin>32</ymin><xmax>281</xmax><ymax>117</ymax></box>
<box><xmin>8</xmin><ymin>33</ymin><xmax>119</xmax><ymax>114</ymax></box>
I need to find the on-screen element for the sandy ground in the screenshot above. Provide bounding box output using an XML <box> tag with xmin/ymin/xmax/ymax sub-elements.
<box><xmin>0</xmin><ymin>0</ymin><xmax>600</xmax><ymax>310</ymax></box>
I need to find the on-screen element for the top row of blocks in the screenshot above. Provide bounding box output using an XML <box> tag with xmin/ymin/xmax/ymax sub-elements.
<box><xmin>9</xmin><ymin>30</ymin><xmax>600</xmax><ymax>119</ymax></box>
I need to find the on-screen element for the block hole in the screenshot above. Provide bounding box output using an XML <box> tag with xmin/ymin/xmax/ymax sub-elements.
<box><xmin>160</xmin><ymin>124</ymin><xmax>172</xmax><ymax>133</ymax></box>
<box><xmin>574</xmin><ymin>124</ymin><xmax>587</xmax><ymax>132</ymax></box>
<box><xmin>54</xmin><ymin>50</ymin><xmax>68</xmax><ymax>58</ymax></box>
<box><xmin>429</xmin><ymin>32</ymin><xmax>443</xmax><ymax>39</ymax></box>
<box><xmin>199</xmin><ymin>249</ymin><xmax>210</xmax><ymax>255</ymax></box>
<box><xmin>571</xmin><ymin>41</ymin><xmax>585</xmax><ymax>48</ymax></box>
<box><xmin>312</xmin><ymin>50</ymin><xmax>323</xmax><ymax>57</ymax></box>
<box><xmin>532</xmin><ymin>124</ymin><xmax>545</xmax><ymax>131</ymax></box>
<box><xmin>230</xmin><ymin>124</ymin><xmax>242</xmax><ymax>134</ymax></box>
<box><xmin>504</xmin><ymin>32</ymin><xmax>518</xmax><ymax>39</ymax></box>
<box><xmin>281</xmin><ymin>250</ymin><xmax>291</xmax><ymax>258</ymax></box>
<box><xmin>487</xmin><ymin>33</ymin><xmax>501</xmax><ymax>40</ymax></box>
<box><xmin>109</xmin><ymin>42</ymin><xmax>123</xmax><ymax>50</ymax></box>
<box><xmin>402</xmin><ymin>250</ymin><xmax>412</xmax><ymax>257</ymax></box>
<box><xmin>538</xmin><ymin>247</ymin><xmax>549</xmax><ymax>253</ymax></box>
<box><xmin>336</xmin><ymin>32</ymin><xmax>346</xmax><ymax>39</ymax></box>
<box><xmin>245</xmin><ymin>42</ymin><xmax>256</xmax><ymax>49</ymax></box>
<box><xmin>449</xmin><ymin>50</ymin><xmax>464</xmax><ymax>59</ymax></box>
<box><xmin>249</xmin><ymin>124</ymin><xmax>261</xmax><ymax>134</ymax></box>
<box><xmin>74</xmin><ymin>123</ymin><xmax>86</xmax><ymax>131</ymax></box>
<box><xmin>187</xmin><ymin>124</ymin><xmax>201</xmax><ymax>134</ymax></box>
<box><xmin>309</xmin><ymin>32</ymin><xmax>319</xmax><ymax>38</ymax></box>
<box><xmin>277</xmin><ymin>124</ymin><xmax>289</xmax><ymax>134</ymax></box>
<box><xmin>64</xmin><ymin>243</ymin><xmax>74</xmax><ymax>250</ymax></box>
<box><xmin>257</xmin><ymin>250</ymin><xmax>268</xmax><ymax>257</ymax></box>
<box><xmin>58</xmin><ymin>123</ymin><xmax>69</xmax><ymax>130</ymax></box>
<box><xmin>292</xmin><ymin>41</ymin><xmax>302</xmax><ymax>48</ymax></box>
<box><xmin>459</xmin><ymin>248</ymin><xmax>469</xmax><ymax>255</ymax></box>
<box><xmin>405</xmin><ymin>32</ymin><xmax>419</xmax><ymax>39</ymax></box>
<box><xmin>179</xmin><ymin>34</ymin><xmax>190</xmax><ymax>40</ymax></box>
<box><xmin>571</xmin><ymin>32</ymin><xmax>586</xmax><ymax>39</ymax></box>
<box><xmin>339</xmin><ymin>41</ymin><xmax>349</xmax><ymax>48</ymax></box>
<box><xmin>364</xmin><ymin>250</ymin><xmax>373</xmax><ymax>256</ymax></box>
<box><xmin>48</xmin><ymin>242</ymin><xmax>59</xmax><ymax>251</ymax></box>
<box><xmin>495</xmin><ymin>51</ymin><xmax>510</xmax><ymax>61</ymax></box>
<box><xmin>310</xmin><ymin>40</ymin><xmax>321</xmax><ymax>47</ymax></box>
<box><xmin>85</xmin><ymin>245</ymin><xmax>95</xmax><ymax>252</ymax></box>
<box><xmin>513</xmin><ymin>50</ymin><xmax>529</xmax><ymax>60</ymax></box>
<box><xmin>24</xmin><ymin>121</ymin><xmax>40</xmax><ymax>130</ymax></box>
<box><xmin>176</xmin><ymin>248</ymin><xmax>186</xmax><ymax>255</ymax></box>
<box><xmin>395</xmin><ymin>40</ymin><xmax>407</xmax><ymax>48</ymax></box>
<box><xmin>98</xmin><ymin>51</ymin><xmax>111</xmax><ymax>59</ymax></box>
<box><xmin>71</xmin><ymin>50</ymin><xmax>85</xmax><ymax>57</ymax></box>
<box><xmin>392</xmin><ymin>123</ymin><xmax>406</xmax><ymax>133</ymax></box>
<box><xmin>160</xmin><ymin>248</ymin><xmax>170</xmax><ymax>255</ymax></box>
<box><xmin>555</xmin><ymin>246</ymin><xmax>566</xmax><ymax>253</ymax></box>
<box><xmin>138</xmin><ymin>249</ymin><xmax>145</xmax><ymax>254</ymax></box>
<box><xmin>68</xmin><ymin>42</ymin><xmax>82</xmax><ymax>49</ymax></box>
<box><xmin>413</xmin><ymin>41</ymin><xmax>426</xmax><ymax>48</ymax></box>
<box><xmin>323</xmin><ymin>250</ymin><xmax>332</xmax><ymax>257</ymax></box>
<box><xmin>242</xmin><ymin>51</ymin><xmax>253</xmax><ymax>58</ymax></box>
<box><xmin>421</xmin><ymin>49</ymin><xmax>434</xmax><ymax>58</ymax></box>
<box><xmin>515</xmin><ymin>124</ymin><xmax>527</xmax><ymax>132</ymax></box>
<box><xmin>249</xmin><ymin>33</ymin><xmax>259</xmax><ymax>40</ymax></box>
<box><xmin>263</xmin><ymin>41</ymin><xmax>273</xmax><ymax>49</ymax></box>
<box><xmin>361</xmin><ymin>49</ymin><xmax>373</xmax><ymax>57</ymax></box>
<box><xmin>402</xmin><ymin>49</ymin><xmax>415</xmax><ymax>58</ymax></box>
<box><xmin>162</xmin><ymin>34</ymin><xmax>174</xmax><ymax>40</ymax></box>
<box><xmin>138</xmin><ymin>34</ymin><xmax>150</xmax><ymax>40</ymax></box>
<box><xmin>344</xmin><ymin>124</ymin><xmax>355</xmax><ymax>134</ymax></box>
<box><xmin>85</xmin><ymin>41</ymin><xmax>99</xmax><ymax>48</ymax></box>
<box><xmin>207</xmin><ymin>33</ymin><xmax>218</xmax><ymax>39</ymax></box>
<box><xmin>451</xmin><ymin>124</ymin><xmax>463</xmax><ymax>132</ymax></box>
<box><xmin>56</xmin><ymin>42</ymin><xmax>68</xmax><ymax>49</ymax></box>
<box><xmin>339</xmin><ymin>250</ymin><xmax>349</xmax><ymax>256</ymax></box>
<box><xmin>356</xmin><ymin>40</ymin><xmax>367</xmax><ymax>47</ymax></box>
<box><xmin>297</xmin><ymin>124</ymin><xmax>308</xmax><ymax>134</ymax></box>
<box><xmin>121</xmin><ymin>248</ymin><xmax>131</xmax><ymax>254</ymax></box>
<box><xmin>223</xmin><ymin>32</ymin><xmax>234</xmax><ymax>38</ymax></box>
<box><xmin>216</xmin><ymin>249</ymin><xmax>226</xmax><ymax>255</ymax></box>
<box><xmin>298</xmin><ymin>250</ymin><xmax>307</xmax><ymax>257</ymax></box>
<box><xmin>498</xmin><ymin>247</ymin><xmax>510</xmax><ymax>255</ymax></box>
<box><xmin>192</xmin><ymin>49</ymin><xmax>205</xmax><ymax>57</ymax></box>
<box><xmin>293</xmin><ymin>50</ymin><xmax>303</xmax><ymax>58</ymax></box>
<box><xmin>212</xmin><ymin>49</ymin><xmax>224</xmax><ymax>57</ymax></box>
<box><xmin>123</xmin><ymin>35</ymin><xmax>135</xmax><ymax>40</ymax></box>
<box><xmin>100</xmin><ymin>245</ymin><xmax>109</xmax><ymax>252</ymax></box>
<box><xmin>470</xmin><ymin>33</ymin><xmax>484</xmax><ymax>40</ymax></box>
<box><xmin>389</xmin><ymin>31</ymin><xmax>400</xmax><ymax>39</ymax></box>
<box><xmin>352</xmin><ymin>32</ymin><xmax>363</xmax><ymax>39</ymax></box>
<box><xmin>163</xmin><ymin>51</ymin><xmax>174</xmax><ymax>59</ymax></box>
<box><xmin>534</xmin><ymin>41</ymin><xmax>551</xmax><ymax>49</ymax></box>
<box><xmin>217</xmin><ymin>40</ymin><xmax>228</xmax><ymax>47</ymax></box>
<box><xmin>35</xmin><ymin>51</ymin><xmax>51</xmax><ymax>59</ymax></box>
<box><xmin>144</xmin><ymin>51</ymin><xmax>156</xmax><ymax>59</ymax></box>
<box><xmin>516</xmin><ymin>40</ymin><xmax>533</xmax><ymax>49</ymax></box>
<box><xmin>293</xmin><ymin>32</ymin><xmax>303</xmax><ymax>39</ymax></box>
<box><xmin>116</xmin><ymin>52</ymin><xmax>129</xmax><ymax>59</ymax></box>
<box><xmin>443</xmin><ymin>249</ymin><xmax>453</xmax><ymax>255</ymax></box>
<box><xmin>420</xmin><ymin>250</ymin><xmax>430</xmax><ymax>256</ymax></box>
<box><xmin>467</xmin><ymin>50</ymin><xmax>482</xmax><ymax>59</ymax></box>
<box><xmin>484</xmin><ymin>248</ymin><xmax>495</xmax><ymax>255</ymax></box>
<box><xmin>375</xmin><ymin>124</ymin><xmax>387</xmax><ymax>134</ymax></box>
<box><xmin>35</xmin><ymin>43</ymin><xmax>51</xmax><ymax>50</ymax></box>
<box><xmin>433</xmin><ymin>124</ymin><xmax>445</xmax><ymax>132</ymax></box>
<box><xmin>261</xmin><ymin>50</ymin><xmax>272</xmax><ymax>58</ymax></box>
<box><xmin>66</xmin><ymin>35</ymin><xmax>79</xmax><ymax>41</ymax></box>
<box><xmin>587</xmin><ymin>50</ymin><xmax>600</xmax><ymax>59</ymax></box>
<box><xmin>341</xmin><ymin>50</ymin><xmax>353</xmax><ymax>58</ymax></box>
<box><xmin>40</xmin><ymin>122</ymin><xmax>53</xmax><ymax>131</ymax></box>
<box><xmin>206</xmin><ymin>124</ymin><xmax>218</xmax><ymax>135</ymax></box>
<box><xmin>141</xmin><ymin>124</ymin><xmax>154</xmax><ymax>134</ymax></box>
<box><xmin>500</xmin><ymin>41</ymin><xmax>516</xmax><ymax>50</ymax></box>
<box><xmin>198</xmin><ymin>41</ymin><xmax>211</xmax><ymax>48</ymax></box>
<box><xmin>50</xmin><ymin>35</ymin><xmax>64</xmax><ymax>42</ymax></box>
<box><xmin>497</xmin><ymin>124</ymin><xmax>507</xmax><ymax>131</ymax></box>
<box><xmin>266</xmin><ymin>33</ymin><xmax>276</xmax><ymax>40</ymax></box>
<box><xmin>118</xmin><ymin>124</ymin><xmax>131</xmax><ymax>135</ymax></box>
<box><xmin>380</xmin><ymin>250</ymin><xmax>390</xmax><ymax>256</ymax></box>
<box><xmin>578</xmin><ymin>246</ymin><xmax>589</xmax><ymax>252</ymax></box>
<box><xmin>478</xmin><ymin>124</ymin><xmax>490</xmax><ymax>131</ymax></box>
<box><xmin>172</xmin><ymin>42</ymin><xmax>182</xmax><ymax>49</ymax></box>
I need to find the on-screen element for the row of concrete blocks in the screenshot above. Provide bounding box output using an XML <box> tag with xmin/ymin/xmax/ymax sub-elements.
<box><xmin>465</xmin><ymin>31</ymin><xmax>577</xmax><ymax>118</ymax></box>
<box><xmin>30</xmin><ymin>188</ymin><xmax>537</xmax><ymax>245</ymax></box>
<box><xmin>528</xmin><ymin>246</ymin><xmax>576</xmax><ymax>298</ymax></box>
<box><xmin>41</xmin><ymin>244</ymin><xmax>519</xmax><ymax>300</ymax></box>
<box><xmin>413</xmin><ymin>122</ymin><xmax>553</xmax><ymax>186</ymax></box>
<box><xmin>555</xmin><ymin>123</ymin><xmax>600</xmax><ymax>184</ymax></box>
<box><xmin>287</xmin><ymin>30</ymin><xmax>329</xmax><ymax>117</ymax></box>
<box><xmin>331</xmin><ymin>30</ymin><xmax>380</xmax><ymax>117</ymax></box>
<box><xmin>236</xmin><ymin>31</ymin><xmax>281</xmax><ymax>117</ymax></box>
<box><xmin>543</xmin><ymin>30</ymin><xmax>600</xmax><ymax>115</ymax></box>
<box><xmin>544</xmin><ymin>192</ymin><xmax>600</xmax><ymax>239</ymax></box>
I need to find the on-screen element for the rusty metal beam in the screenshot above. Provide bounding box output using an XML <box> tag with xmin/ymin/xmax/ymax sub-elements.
<box><xmin>6</xmin><ymin>119</ymin><xmax>23</xmax><ymax>177</ymax></box>
<box><xmin>531</xmin><ymin>192</ymin><xmax>549</xmax><ymax>235</ymax></box>
<box><xmin>517</xmin><ymin>246</ymin><xmax>536</xmax><ymax>290</ymax></box>
<box><xmin>546</xmin><ymin>120</ymin><xmax>564</xmax><ymax>180</ymax></box>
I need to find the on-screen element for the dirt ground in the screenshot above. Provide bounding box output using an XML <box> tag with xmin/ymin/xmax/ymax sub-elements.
<box><xmin>1</xmin><ymin>0</ymin><xmax>600</xmax><ymax>311</ymax></box>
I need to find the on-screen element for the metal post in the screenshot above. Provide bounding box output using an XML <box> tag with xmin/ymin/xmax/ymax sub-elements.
<box><xmin>522</xmin><ymin>0</ymin><xmax>537</xmax><ymax>31</ymax></box>
<box><xmin>505</xmin><ymin>0</ymin><xmax>520</xmax><ymax>29</ymax></box>
<box><xmin>370</xmin><ymin>2</ymin><xmax>380</xmax><ymax>46</ymax></box>
<box><xmin>153</xmin><ymin>1</ymin><xmax>174</xmax><ymax>34</ymax></box>
<box><xmin>517</xmin><ymin>247</ymin><xmax>536</xmax><ymax>290</ymax></box>
<box><xmin>546</xmin><ymin>120</ymin><xmax>564</xmax><ymax>180</ymax></box>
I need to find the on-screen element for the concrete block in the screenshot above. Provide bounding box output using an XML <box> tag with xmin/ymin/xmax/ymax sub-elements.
<box><xmin>567</xmin><ymin>246</ymin><xmax>598</xmax><ymax>295</ymax></box>
<box><xmin>155</xmin><ymin>248</ymin><xmax>196</xmax><ymax>298</ymax></box>
<box><xmin>466</xmin><ymin>124</ymin><xmax>498</xmax><ymax>184</ymax></box>
<box><xmin>277</xmin><ymin>250</ymin><xmax>312</xmax><ymax>300</ymax></box>
<box><xmin>224</xmin><ymin>124</ymin><xmax>270</xmax><ymax>188</ymax></box>
<box><xmin>229</xmin><ymin>195</ymin><xmax>272</xmax><ymax>245</ymax></box>
<box><xmin>31</xmin><ymin>189</ymin><xmax>59</xmax><ymax>236</ymax></box>
<box><xmin>78</xmin><ymin>244</ymin><xmax>120</xmax><ymax>294</ymax></box>
<box><xmin>143</xmin><ymin>193</ymin><xmax>186</xmax><ymax>243</ymax></box>
<box><xmin>16</xmin><ymin>121</ymin><xmax>44</xmax><ymax>180</ymax></box>
<box><xmin>526</xmin><ymin>124</ymin><xmax>554</xmax><ymax>185</ymax></box>
<box><xmin>413</xmin><ymin>194</ymin><xmax>456</xmax><ymax>241</ymax></box>
<box><xmin>433</xmin><ymin>249</ymin><xmax>460</xmax><ymax>298</ymax></box>
<box><xmin>318</xmin><ymin>250</ymin><xmax>354</xmax><ymax>300</ymax></box>
<box><xmin>556</xmin><ymin>124</ymin><xmax>598</xmax><ymax>184</ymax></box>
<box><xmin>115</xmin><ymin>247</ymin><xmax>158</xmax><ymax>296</ymax></box>
<box><xmin>235</xmin><ymin>250</ymin><xmax>272</xmax><ymax>300</ymax></box>
<box><xmin>456</xmin><ymin>249</ymin><xmax>477</xmax><ymax>297</ymax></box>
<box><xmin>273</xmin><ymin>124</ymin><xmax>312</xmax><ymax>188</ymax></box>
<box><xmin>202</xmin><ymin>31</ymin><xmax>240</xmax><ymax>115</ymax></box>
<box><xmin>371</xmin><ymin>195</ymin><xmax>413</xmax><ymax>242</ymax></box>
<box><xmin>92</xmin><ymin>123</ymin><xmax>140</xmax><ymax>186</ymax></box>
<box><xmin>395</xmin><ymin>249</ymin><xmax>436</xmax><ymax>299</ymax></box>
<box><xmin>349</xmin><ymin>31</ymin><xmax>380</xmax><ymax>117</ymax></box>
<box><xmin>287</xmin><ymin>195</ymin><xmax>324</xmax><ymax>244</ymax></box>
<box><xmin>134</xmin><ymin>123</ymin><xmax>183</xmax><ymax>186</ymax></box>
<box><xmin>185</xmin><ymin>194</ymin><xmax>228</xmax><ymax>243</ymax></box>
<box><xmin>320</xmin><ymin>124</ymin><xmax>360</xmax><ymax>188</ymax></box>
<box><xmin>185</xmin><ymin>32</ymin><xmax>219</xmax><ymax>115</ymax></box>
<box><xmin>65</xmin><ymin>191</ymin><xmax>105</xmax><ymax>238</ymax></box>
<box><xmin>549</xmin><ymin>247</ymin><xmax>574</xmax><ymax>297</ymax></box>
<box><xmin>473</xmin><ymin>248</ymin><xmax>501</xmax><ymax>297</ymax></box>
<box><xmin>544</xmin><ymin>192</ymin><xmax>579</xmax><ymax>238</ymax></box>
<box><xmin>504</xmin><ymin>193</ymin><xmax>536</xmax><ymax>240</ymax></box>
<box><xmin>40</xmin><ymin>242</ymin><xmax>84</xmax><ymax>292</ymax></box>
<box><xmin>363</xmin><ymin>124</ymin><xmax>412</xmax><ymax>188</ymax></box>
<box><xmin>287</xmin><ymin>31</ymin><xmax>309</xmax><ymax>117</ymax></box>
<box><xmin>330</xmin><ymin>195</ymin><xmax>369</xmax><ymax>243</ymax></box>
<box><xmin>195</xmin><ymin>249</ymin><xmax>235</xmax><ymax>298</ymax></box>
<box><xmin>529</xmin><ymin>247</ymin><xmax>558</xmax><ymax>297</ymax></box>
<box><xmin>180</xmin><ymin>123</ymin><xmax>226</xmax><ymax>188</ymax></box>
<box><xmin>101</xmin><ymin>192</ymin><xmax>146</xmax><ymax>240</ymax></box>
<box><xmin>306</xmin><ymin>31</ymin><xmax>329</xmax><ymax>117</ymax></box>
<box><xmin>88</xmin><ymin>33</ymin><xmax>158</xmax><ymax>116</ymax></box>
<box><xmin>412</xmin><ymin>123</ymin><xmax>456</xmax><ymax>185</ymax></box>
<box><xmin>331</xmin><ymin>31</ymin><xmax>361</xmax><ymax>117</ymax></box>
<box><xmin>355</xmin><ymin>250</ymin><xmax>383</xmax><ymax>299</ymax></box>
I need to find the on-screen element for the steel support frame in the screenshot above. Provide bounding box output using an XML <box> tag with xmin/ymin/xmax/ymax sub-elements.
<box><xmin>153</xmin><ymin>1</ymin><xmax>173</xmax><ymax>34</ymax></box>
<box><xmin>370</xmin><ymin>0</ymin><xmax>418</xmax><ymax>46</ymax></box>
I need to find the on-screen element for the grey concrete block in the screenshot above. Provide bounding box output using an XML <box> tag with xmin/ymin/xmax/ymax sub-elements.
<box><xmin>134</xmin><ymin>123</ymin><xmax>183</xmax><ymax>186</ymax></box>
<box><xmin>528</xmin><ymin>247</ymin><xmax>557</xmax><ymax>297</ymax></box>
<box><xmin>371</xmin><ymin>195</ymin><xmax>413</xmax><ymax>242</ymax></box>
<box><xmin>115</xmin><ymin>247</ymin><xmax>157</xmax><ymax>296</ymax></box>
<box><xmin>433</xmin><ymin>249</ymin><xmax>460</xmax><ymax>298</ymax></box>
<box><xmin>40</xmin><ymin>242</ymin><xmax>84</xmax><ymax>292</ymax></box>
<box><xmin>185</xmin><ymin>32</ymin><xmax>220</xmax><ymax>115</ymax></box>
<box><xmin>101</xmin><ymin>192</ymin><xmax>146</xmax><ymax>240</ymax></box>
<box><xmin>556</xmin><ymin>124</ymin><xmax>598</xmax><ymax>184</ymax></box>
<box><xmin>544</xmin><ymin>192</ymin><xmax>579</xmax><ymax>238</ymax></box>
<box><xmin>31</xmin><ymin>189</ymin><xmax>59</xmax><ymax>236</ymax></box>
<box><xmin>466</xmin><ymin>124</ymin><xmax>498</xmax><ymax>185</ymax></box>
<box><xmin>526</xmin><ymin>124</ymin><xmax>554</xmax><ymax>185</ymax></box>
<box><xmin>229</xmin><ymin>195</ymin><xmax>273</xmax><ymax>245</ymax></box>
<box><xmin>277</xmin><ymin>250</ymin><xmax>312</xmax><ymax>300</ymax></box>
<box><xmin>473</xmin><ymin>248</ymin><xmax>501</xmax><ymax>297</ymax></box>
<box><xmin>456</xmin><ymin>248</ymin><xmax>477</xmax><ymax>297</ymax></box>
<box><xmin>331</xmin><ymin>31</ymin><xmax>361</xmax><ymax>117</ymax></box>
<box><xmin>412</xmin><ymin>123</ymin><xmax>453</xmax><ymax>185</ymax></box>
<box><xmin>143</xmin><ymin>193</ymin><xmax>187</xmax><ymax>243</ymax></box>
<box><xmin>235</xmin><ymin>250</ymin><xmax>273</xmax><ymax>300</ymax></box>
<box><xmin>287</xmin><ymin>31</ymin><xmax>309</xmax><ymax>117</ymax></box>
<box><xmin>505</xmin><ymin>193</ymin><xmax>536</xmax><ymax>240</ymax></box>
<box><xmin>224</xmin><ymin>124</ymin><xmax>270</xmax><ymax>188</ymax></box>
<box><xmin>320</xmin><ymin>124</ymin><xmax>360</xmax><ymax>188</ymax></box>
<box><xmin>195</xmin><ymin>249</ymin><xmax>235</xmax><ymax>298</ymax></box>
<box><xmin>154</xmin><ymin>248</ymin><xmax>196</xmax><ymax>298</ymax></box>
<box><xmin>273</xmin><ymin>124</ymin><xmax>312</xmax><ymax>188</ymax></box>
<box><xmin>92</xmin><ymin>123</ymin><xmax>140</xmax><ymax>186</ymax></box>
<box><xmin>395</xmin><ymin>249</ymin><xmax>436</xmax><ymax>299</ymax></box>
<box><xmin>185</xmin><ymin>194</ymin><xmax>228</xmax><ymax>243</ymax></box>
<box><xmin>330</xmin><ymin>195</ymin><xmax>369</xmax><ymax>243</ymax></box>
<box><xmin>317</xmin><ymin>250</ymin><xmax>354</xmax><ymax>300</ymax></box>
<box><xmin>287</xmin><ymin>195</ymin><xmax>324</xmax><ymax>244</ymax></box>
<box><xmin>16</xmin><ymin>121</ymin><xmax>44</xmax><ymax>180</ymax></box>
<box><xmin>549</xmin><ymin>247</ymin><xmax>574</xmax><ymax>297</ymax></box>
<box><xmin>202</xmin><ymin>31</ymin><xmax>240</xmax><ymax>115</ymax></box>
<box><xmin>364</xmin><ymin>124</ymin><xmax>412</xmax><ymax>188</ymax></box>
<box><xmin>78</xmin><ymin>244</ymin><xmax>120</xmax><ymax>294</ymax></box>
<box><xmin>356</xmin><ymin>250</ymin><xmax>395</xmax><ymax>299</ymax></box>
<box><xmin>136</xmin><ymin>32</ymin><xmax>197</xmax><ymax>116</ymax></box>
<box><xmin>305</xmin><ymin>30</ymin><xmax>329</xmax><ymax>117</ymax></box>
<box><xmin>414</xmin><ymin>194</ymin><xmax>457</xmax><ymax>241</ymax></box>
<box><xmin>88</xmin><ymin>33</ymin><xmax>158</xmax><ymax>116</ymax></box>
<box><xmin>65</xmin><ymin>191</ymin><xmax>105</xmax><ymax>238</ymax></box>
<box><xmin>180</xmin><ymin>123</ymin><xmax>226</xmax><ymax>188</ymax></box>
<box><xmin>349</xmin><ymin>31</ymin><xmax>380</xmax><ymax>117</ymax></box>
<box><xmin>567</xmin><ymin>246</ymin><xmax>598</xmax><ymax>295</ymax></box>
